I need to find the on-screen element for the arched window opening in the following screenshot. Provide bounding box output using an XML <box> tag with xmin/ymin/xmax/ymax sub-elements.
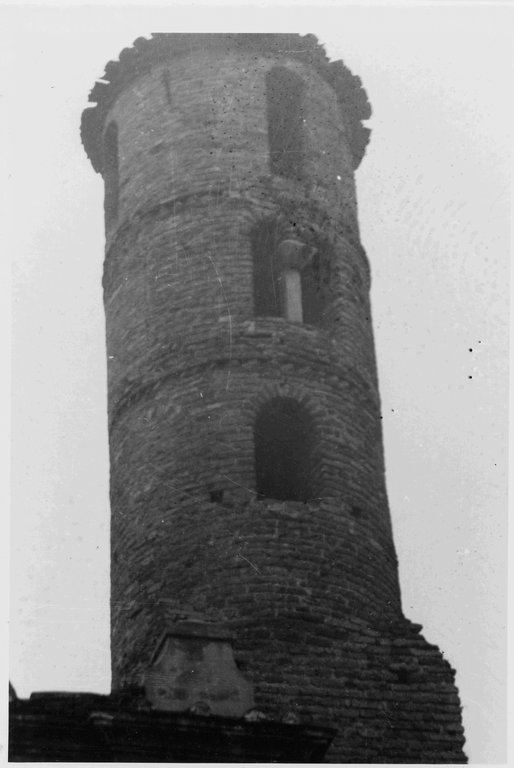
<box><xmin>254</xmin><ymin>398</ymin><xmax>316</xmax><ymax>502</ymax></box>
<box><xmin>276</xmin><ymin>238</ymin><xmax>325</xmax><ymax>326</ymax></box>
<box><xmin>103</xmin><ymin>122</ymin><xmax>119</xmax><ymax>227</ymax></box>
<box><xmin>251</xmin><ymin>222</ymin><xmax>282</xmax><ymax>317</ymax></box>
<box><xmin>251</xmin><ymin>225</ymin><xmax>329</xmax><ymax>327</ymax></box>
<box><xmin>266</xmin><ymin>67</ymin><xmax>305</xmax><ymax>180</ymax></box>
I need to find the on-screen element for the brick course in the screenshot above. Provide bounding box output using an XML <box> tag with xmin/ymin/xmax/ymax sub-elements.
<box><xmin>82</xmin><ymin>33</ymin><xmax>467</xmax><ymax>762</ymax></box>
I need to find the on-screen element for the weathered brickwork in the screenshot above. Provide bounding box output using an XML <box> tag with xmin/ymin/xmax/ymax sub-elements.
<box><xmin>81</xmin><ymin>33</ymin><xmax>467</xmax><ymax>762</ymax></box>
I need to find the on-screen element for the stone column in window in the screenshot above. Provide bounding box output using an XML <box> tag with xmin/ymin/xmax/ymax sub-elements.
<box><xmin>277</xmin><ymin>238</ymin><xmax>317</xmax><ymax>323</ymax></box>
<box><xmin>281</xmin><ymin>269</ymin><xmax>303</xmax><ymax>322</ymax></box>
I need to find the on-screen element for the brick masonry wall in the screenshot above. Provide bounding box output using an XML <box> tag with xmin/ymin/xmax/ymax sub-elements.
<box><xmin>82</xmin><ymin>35</ymin><xmax>466</xmax><ymax>762</ymax></box>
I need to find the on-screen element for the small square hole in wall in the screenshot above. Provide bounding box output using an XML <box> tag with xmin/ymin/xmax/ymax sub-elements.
<box><xmin>351</xmin><ymin>505</ymin><xmax>363</xmax><ymax>519</ymax></box>
<box><xmin>210</xmin><ymin>490</ymin><xmax>224</xmax><ymax>503</ymax></box>
<box><xmin>396</xmin><ymin>669</ymin><xmax>411</xmax><ymax>684</ymax></box>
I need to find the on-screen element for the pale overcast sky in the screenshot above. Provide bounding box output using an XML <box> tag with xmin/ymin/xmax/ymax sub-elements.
<box><xmin>4</xmin><ymin>3</ymin><xmax>511</xmax><ymax>763</ymax></box>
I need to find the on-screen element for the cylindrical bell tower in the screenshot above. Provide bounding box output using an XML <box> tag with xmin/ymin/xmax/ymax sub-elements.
<box><xmin>82</xmin><ymin>33</ymin><xmax>466</xmax><ymax>763</ymax></box>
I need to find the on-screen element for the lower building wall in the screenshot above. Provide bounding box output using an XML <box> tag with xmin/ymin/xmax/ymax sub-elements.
<box><xmin>9</xmin><ymin>695</ymin><xmax>336</xmax><ymax>762</ymax></box>
<box><xmin>110</xmin><ymin>496</ymin><xmax>466</xmax><ymax>763</ymax></box>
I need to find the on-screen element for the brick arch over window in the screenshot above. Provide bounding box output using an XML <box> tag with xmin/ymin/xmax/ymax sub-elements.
<box><xmin>103</xmin><ymin>122</ymin><xmax>119</xmax><ymax>227</ymax></box>
<box><xmin>254</xmin><ymin>397</ymin><xmax>319</xmax><ymax>502</ymax></box>
<box><xmin>266</xmin><ymin>66</ymin><xmax>305</xmax><ymax>180</ymax></box>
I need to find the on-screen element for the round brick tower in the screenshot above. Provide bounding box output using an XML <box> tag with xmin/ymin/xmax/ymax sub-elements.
<box><xmin>81</xmin><ymin>33</ymin><xmax>466</xmax><ymax>762</ymax></box>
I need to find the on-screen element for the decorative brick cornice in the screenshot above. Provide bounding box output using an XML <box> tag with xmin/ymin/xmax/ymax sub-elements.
<box><xmin>80</xmin><ymin>33</ymin><xmax>371</xmax><ymax>174</ymax></box>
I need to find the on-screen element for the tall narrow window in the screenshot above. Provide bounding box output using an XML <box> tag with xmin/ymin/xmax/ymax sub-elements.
<box><xmin>103</xmin><ymin>122</ymin><xmax>119</xmax><ymax>227</ymax></box>
<box><xmin>276</xmin><ymin>238</ymin><xmax>321</xmax><ymax>325</ymax></box>
<box><xmin>255</xmin><ymin>397</ymin><xmax>316</xmax><ymax>502</ymax></box>
<box><xmin>251</xmin><ymin>225</ymin><xmax>329</xmax><ymax>326</ymax></box>
<box><xmin>266</xmin><ymin>67</ymin><xmax>305</xmax><ymax>180</ymax></box>
<box><xmin>251</xmin><ymin>222</ymin><xmax>281</xmax><ymax>317</ymax></box>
